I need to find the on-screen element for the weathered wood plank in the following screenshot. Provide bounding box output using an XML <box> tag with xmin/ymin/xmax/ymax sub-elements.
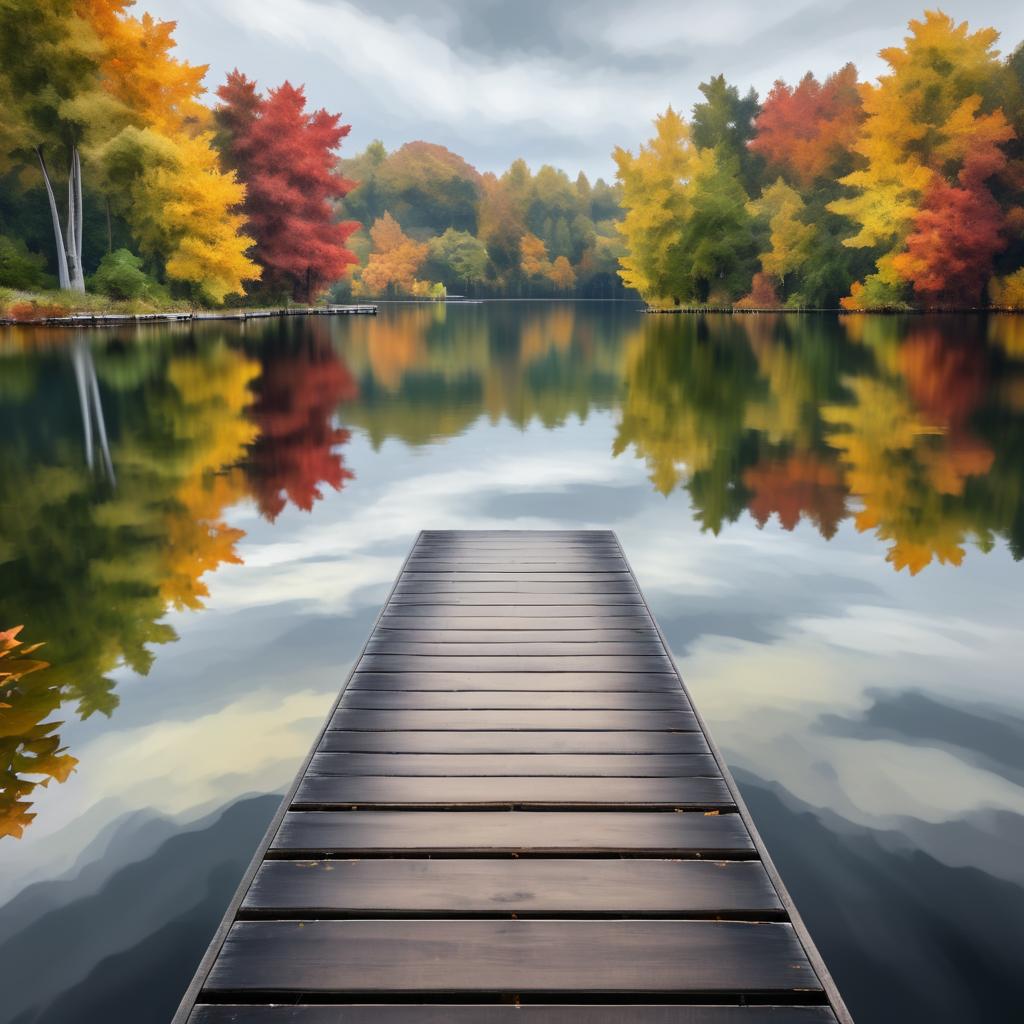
<box><xmin>318</xmin><ymin>731</ymin><xmax>710</xmax><ymax>754</ymax></box>
<box><xmin>405</xmin><ymin>559</ymin><xmax>629</xmax><ymax>568</ymax></box>
<box><xmin>386</xmin><ymin>594</ymin><xmax>646</xmax><ymax>606</ymax></box>
<box><xmin>378</xmin><ymin>615</ymin><xmax>654</xmax><ymax>629</ymax></box>
<box><xmin>373</xmin><ymin>629</ymin><xmax>657</xmax><ymax>642</ymax></box>
<box><xmin>307</xmin><ymin>753</ymin><xmax>720</xmax><ymax>777</ymax></box>
<box><xmin>243</xmin><ymin>858</ymin><xmax>781</xmax><ymax>914</ymax></box>
<box><xmin>272</xmin><ymin>811</ymin><xmax>748</xmax><ymax>855</ymax></box>
<box><xmin>190</xmin><ymin>1007</ymin><xmax>839</xmax><ymax>1024</ymax></box>
<box><xmin>357</xmin><ymin>655</ymin><xmax>675</xmax><ymax>672</ymax></box>
<box><xmin>329</xmin><ymin>709</ymin><xmax>697</xmax><ymax>731</ymax></box>
<box><xmin>345</xmin><ymin>671</ymin><xmax>686</xmax><ymax>692</ymax></box>
<box><xmin>365</xmin><ymin>641</ymin><xmax>666</xmax><ymax>657</ymax></box>
<box><xmin>204</xmin><ymin>919</ymin><xmax>818</xmax><ymax>994</ymax></box>
<box><xmin>291</xmin><ymin>776</ymin><xmax>735</xmax><ymax>808</ymax></box>
<box><xmin>381</xmin><ymin>605</ymin><xmax>650</xmax><ymax>617</ymax></box>
<box><xmin>397</xmin><ymin>577</ymin><xmax>630</xmax><ymax>585</ymax></box>
<box><xmin>393</xmin><ymin>581</ymin><xmax>640</xmax><ymax>593</ymax></box>
<box><xmin>339</xmin><ymin>691</ymin><xmax>690</xmax><ymax>710</ymax></box>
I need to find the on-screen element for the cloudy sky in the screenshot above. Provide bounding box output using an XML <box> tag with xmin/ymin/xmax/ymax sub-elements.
<box><xmin>144</xmin><ymin>0</ymin><xmax>1024</xmax><ymax>179</ymax></box>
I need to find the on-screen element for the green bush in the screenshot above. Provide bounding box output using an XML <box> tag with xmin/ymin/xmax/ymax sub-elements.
<box><xmin>0</xmin><ymin>235</ymin><xmax>51</xmax><ymax>290</ymax></box>
<box><xmin>89</xmin><ymin>249</ymin><xmax>165</xmax><ymax>301</ymax></box>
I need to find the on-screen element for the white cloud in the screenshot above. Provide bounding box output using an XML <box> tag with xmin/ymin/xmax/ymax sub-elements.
<box><xmin>220</xmin><ymin>0</ymin><xmax>669</xmax><ymax>133</ymax></box>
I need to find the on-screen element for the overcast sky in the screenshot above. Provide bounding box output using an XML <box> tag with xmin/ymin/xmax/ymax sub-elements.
<box><xmin>143</xmin><ymin>0</ymin><xmax>1024</xmax><ymax>180</ymax></box>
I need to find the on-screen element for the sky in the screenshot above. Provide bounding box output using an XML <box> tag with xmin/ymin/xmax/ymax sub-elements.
<box><xmin>143</xmin><ymin>0</ymin><xmax>1024</xmax><ymax>179</ymax></box>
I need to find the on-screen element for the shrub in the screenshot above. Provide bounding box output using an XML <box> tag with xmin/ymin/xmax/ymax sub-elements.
<box><xmin>0</xmin><ymin>235</ymin><xmax>50</xmax><ymax>291</ymax></box>
<box><xmin>89</xmin><ymin>249</ymin><xmax>164</xmax><ymax>301</ymax></box>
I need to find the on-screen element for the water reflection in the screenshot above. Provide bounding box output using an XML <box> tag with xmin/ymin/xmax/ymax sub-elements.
<box><xmin>1</xmin><ymin>303</ymin><xmax>1023</xmax><ymax>1023</ymax></box>
<box><xmin>1</xmin><ymin>305</ymin><xmax>1023</xmax><ymax>840</ymax></box>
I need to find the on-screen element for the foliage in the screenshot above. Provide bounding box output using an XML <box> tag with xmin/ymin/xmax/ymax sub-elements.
<box><xmin>88</xmin><ymin>247</ymin><xmax>163</xmax><ymax>300</ymax></box>
<box><xmin>613</xmin><ymin>12</ymin><xmax>1024</xmax><ymax>309</ymax></box>
<box><xmin>355</xmin><ymin>212</ymin><xmax>432</xmax><ymax>296</ymax></box>
<box><xmin>0</xmin><ymin>235</ymin><xmax>50</xmax><ymax>291</ymax></box>
<box><xmin>215</xmin><ymin>73</ymin><xmax>358</xmax><ymax>302</ymax></box>
<box><xmin>613</xmin><ymin>107</ymin><xmax>710</xmax><ymax>304</ymax></box>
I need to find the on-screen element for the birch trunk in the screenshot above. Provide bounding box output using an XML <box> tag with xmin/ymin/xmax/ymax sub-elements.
<box><xmin>36</xmin><ymin>147</ymin><xmax>71</xmax><ymax>291</ymax></box>
<box><xmin>65</xmin><ymin>146</ymin><xmax>85</xmax><ymax>293</ymax></box>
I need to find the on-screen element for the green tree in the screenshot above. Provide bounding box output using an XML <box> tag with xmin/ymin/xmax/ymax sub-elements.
<box><xmin>692</xmin><ymin>74</ymin><xmax>764</xmax><ymax>193</ymax></box>
<box><xmin>426</xmin><ymin>228</ymin><xmax>488</xmax><ymax>291</ymax></box>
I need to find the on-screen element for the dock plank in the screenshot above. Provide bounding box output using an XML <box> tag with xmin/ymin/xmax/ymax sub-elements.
<box><xmin>318</xmin><ymin>730</ymin><xmax>710</xmax><ymax>754</ymax></box>
<box><xmin>204</xmin><ymin>919</ymin><xmax>819</xmax><ymax>994</ymax></box>
<box><xmin>306</xmin><ymin>752</ymin><xmax>721</xmax><ymax>777</ymax></box>
<box><xmin>271</xmin><ymin>810</ymin><xmax>749</xmax><ymax>855</ymax></box>
<box><xmin>243</xmin><ymin>858</ymin><xmax>782</xmax><ymax>914</ymax></box>
<box><xmin>191</xmin><ymin>1008</ymin><xmax>838</xmax><ymax>1024</ymax></box>
<box><xmin>329</xmin><ymin>709</ymin><xmax>697</xmax><ymax>731</ymax></box>
<box><xmin>292</xmin><ymin>775</ymin><xmax>736</xmax><ymax>808</ymax></box>
<box><xmin>176</xmin><ymin>530</ymin><xmax>847</xmax><ymax>1023</ymax></box>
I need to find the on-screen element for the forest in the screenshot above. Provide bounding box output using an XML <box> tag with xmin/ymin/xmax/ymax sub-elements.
<box><xmin>4</xmin><ymin>6</ymin><xmax>1024</xmax><ymax>312</ymax></box>
<box><xmin>0</xmin><ymin>0</ymin><xmax>626</xmax><ymax>318</ymax></box>
<box><xmin>615</xmin><ymin>13</ymin><xmax>1024</xmax><ymax>310</ymax></box>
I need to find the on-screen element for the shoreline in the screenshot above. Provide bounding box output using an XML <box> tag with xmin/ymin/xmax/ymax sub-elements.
<box><xmin>0</xmin><ymin>304</ymin><xmax>377</xmax><ymax>327</ymax></box>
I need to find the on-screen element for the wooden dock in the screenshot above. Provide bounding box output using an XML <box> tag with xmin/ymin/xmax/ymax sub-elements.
<box><xmin>175</xmin><ymin>530</ymin><xmax>851</xmax><ymax>1023</ymax></box>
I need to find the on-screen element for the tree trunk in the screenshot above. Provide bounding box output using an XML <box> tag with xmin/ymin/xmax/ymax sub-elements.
<box><xmin>36</xmin><ymin>147</ymin><xmax>71</xmax><ymax>291</ymax></box>
<box><xmin>105</xmin><ymin>198</ymin><xmax>112</xmax><ymax>253</ymax></box>
<box><xmin>65</xmin><ymin>146</ymin><xmax>85</xmax><ymax>292</ymax></box>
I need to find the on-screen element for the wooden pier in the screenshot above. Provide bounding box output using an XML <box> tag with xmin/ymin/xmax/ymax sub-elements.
<box><xmin>175</xmin><ymin>530</ymin><xmax>851</xmax><ymax>1023</ymax></box>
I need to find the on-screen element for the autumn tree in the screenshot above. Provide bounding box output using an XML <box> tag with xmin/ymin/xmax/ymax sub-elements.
<box><xmin>751</xmin><ymin>65</ymin><xmax>862</xmax><ymax>189</ymax></box>
<box><xmin>356</xmin><ymin>212</ymin><xmax>430</xmax><ymax>295</ymax></box>
<box><xmin>216</xmin><ymin>74</ymin><xmax>358</xmax><ymax>301</ymax></box>
<box><xmin>745</xmin><ymin>179</ymin><xmax>816</xmax><ymax>302</ymax></box>
<box><xmin>829</xmin><ymin>12</ymin><xmax>1014</xmax><ymax>309</ymax></box>
<box><xmin>374</xmin><ymin>141</ymin><xmax>482</xmax><ymax>235</ymax></box>
<box><xmin>673</xmin><ymin>148</ymin><xmax>758</xmax><ymax>303</ymax></box>
<box><xmin>892</xmin><ymin>144</ymin><xmax>1007</xmax><ymax>305</ymax></box>
<box><xmin>0</xmin><ymin>0</ymin><xmax>119</xmax><ymax>291</ymax></box>
<box><xmin>614</xmin><ymin>107</ymin><xmax>711</xmax><ymax>303</ymax></box>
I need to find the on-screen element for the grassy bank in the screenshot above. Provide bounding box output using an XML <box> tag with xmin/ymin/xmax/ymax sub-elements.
<box><xmin>0</xmin><ymin>287</ymin><xmax>197</xmax><ymax>323</ymax></box>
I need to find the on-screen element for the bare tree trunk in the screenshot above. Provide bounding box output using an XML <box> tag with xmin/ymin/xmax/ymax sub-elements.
<box><xmin>65</xmin><ymin>146</ymin><xmax>85</xmax><ymax>292</ymax></box>
<box><xmin>36</xmin><ymin>147</ymin><xmax>71</xmax><ymax>291</ymax></box>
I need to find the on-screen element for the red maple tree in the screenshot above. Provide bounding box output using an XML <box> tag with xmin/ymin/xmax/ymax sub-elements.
<box><xmin>893</xmin><ymin>144</ymin><xmax>1008</xmax><ymax>307</ymax></box>
<box><xmin>750</xmin><ymin>64</ymin><xmax>863</xmax><ymax>188</ymax></box>
<box><xmin>216</xmin><ymin>71</ymin><xmax>359</xmax><ymax>301</ymax></box>
<box><xmin>245</xmin><ymin>336</ymin><xmax>359</xmax><ymax>521</ymax></box>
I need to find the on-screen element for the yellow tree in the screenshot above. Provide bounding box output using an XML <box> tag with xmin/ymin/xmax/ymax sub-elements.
<box><xmin>356</xmin><ymin>212</ymin><xmax>430</xmax><ymax>295</ymax></box>
<box><xmin>547</xmin><ymin>255</ymin><xmax>577</xmax><ymax>291</ymax></box>
<box><xmin>519</xmin><ymin>233</ymin><xmax>552</xmax><ymax>278</ymax></box>
<box><xmin>747</xmin><ymin>178</ymin><xmax>817</xmax><ymax>294</ymax></box>
<box><xmin>829</xmin><ymin>12</ymin><xmax>1013</xmax><ymax>308</ymax></box>
<box><xmin>613</xmin><ymin>107</ymin><xmax>711</xmax><ymax>303</ymax></box>
<box><xmin>87</xmin><ymin>4</ymin><xmax>258</xmax><ymax>302</ymax></box>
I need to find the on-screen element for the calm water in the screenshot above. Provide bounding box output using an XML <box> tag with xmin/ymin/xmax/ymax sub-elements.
<box><xmin>1</xmin><ymin>302</ymin><xmax>1023</xmax><ymax>1022</ymax></box>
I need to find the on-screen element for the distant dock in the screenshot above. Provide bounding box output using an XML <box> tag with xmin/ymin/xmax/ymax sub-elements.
<box><xmin>0</xmin><ymin>304</ymin><xmax>377</xmax><ymax>328</ymax></box>
<box><xmin>174</xmin><ymin>530</ymin><xmax>851</xmax><ymax>1023</ymax></box>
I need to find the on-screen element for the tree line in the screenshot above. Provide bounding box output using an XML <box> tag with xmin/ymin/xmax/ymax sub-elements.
<box><xmin>614</xmin><ymin>12</ymin><xmax>1024</xmax><ymax>310</ymax></box>
<box><xmin>0</xmin><ymin>1</ymin><xmax>627</xmax><ymax>312</ymax></box>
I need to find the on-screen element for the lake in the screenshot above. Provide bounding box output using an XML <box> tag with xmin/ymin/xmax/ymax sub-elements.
<box><xmin>1</xmin><ymin>301</ymin><xmax>1023</xmax><ymax>1023</ymax></box>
